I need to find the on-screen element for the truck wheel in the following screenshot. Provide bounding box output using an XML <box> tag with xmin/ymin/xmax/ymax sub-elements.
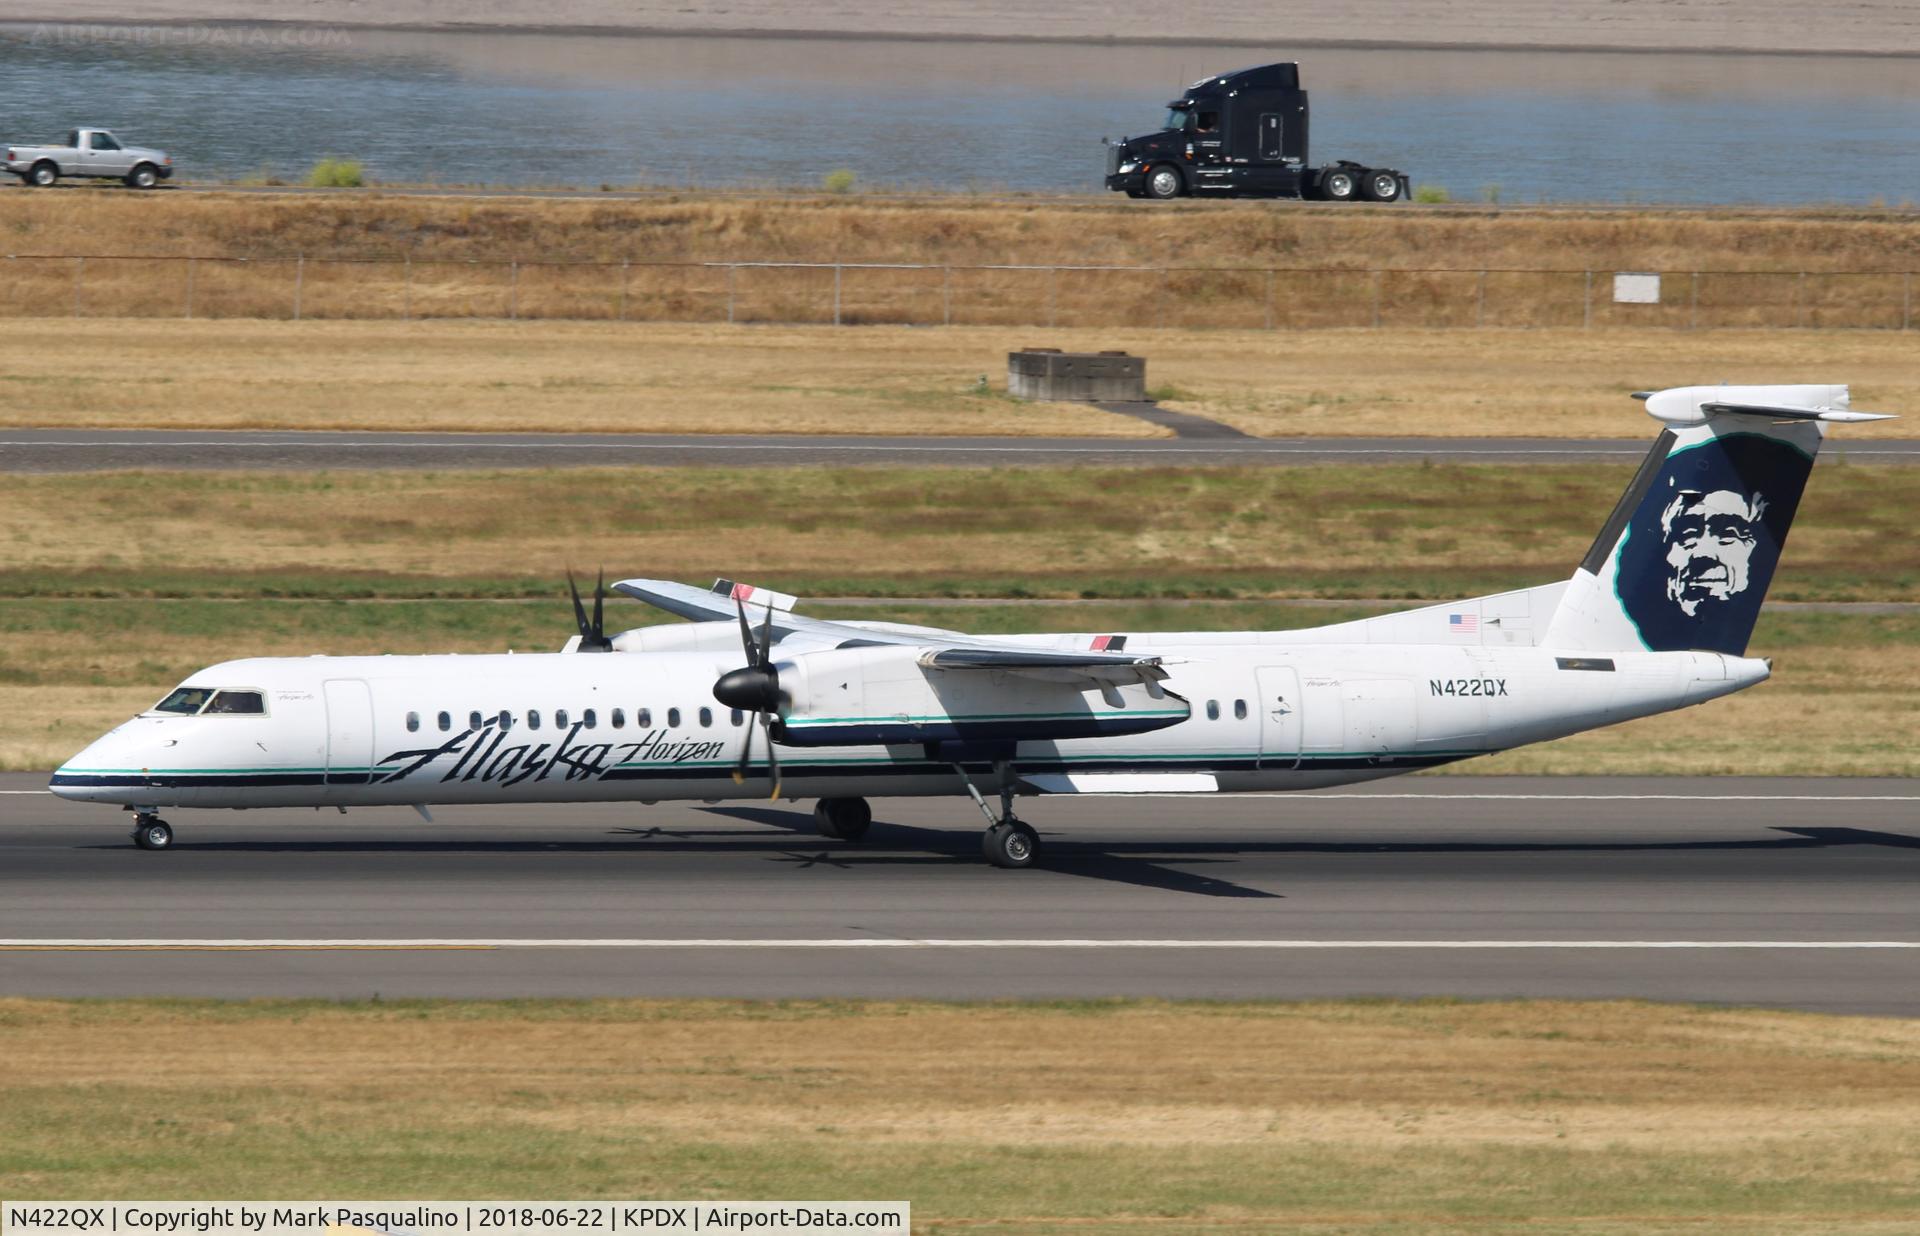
<box><xmin>1319</xmin><ymin>169</ymin><xmax>1357</xmax><ymax>202</ymax></box>
<box><xmin>1144</xmin><ymin>164</ymin><xmax>1184</xmax><ymax>200</ymax></box>
<box><xmin>125</xmin><ymin>164</ymin><xmax>159</xmax><ymax>190</ymax></box>
<box><xmin>1360</xmin><ymin>170</ymin><xmax>1401</xmax><ymax>202</ymax></box>
<box><xmin>28</xmin><ymin>161</ymin><xmax>57</xmax><ymax>187</ymax></box>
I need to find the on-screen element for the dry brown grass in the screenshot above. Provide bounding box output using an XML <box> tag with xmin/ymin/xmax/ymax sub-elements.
<box><xmin>2</xmin><ymin>319</ymin><xmax>1917</xmax><ymax>438</ymax></box>
<box><xmin>4</xmin><ymin>997</ymin><xmax>1920</xmax><ymax>1228</ymax></box>
<box><xmin>3</xmin><ymin>194</ymin><xmax>1917</xmax><ymax>328</ymax></box>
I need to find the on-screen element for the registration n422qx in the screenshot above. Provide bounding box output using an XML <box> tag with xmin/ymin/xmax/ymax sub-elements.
<box><xmin>52</xmin><ymin>385</ymin><xmax>1889</xmax><ymax>868</ymax></box>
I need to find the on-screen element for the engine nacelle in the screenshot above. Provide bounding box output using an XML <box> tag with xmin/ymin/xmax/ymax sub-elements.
<box><xmin>771</xmin><ymin>646</ymin><xmax>1188</xmax><ymax>746</ymax></box>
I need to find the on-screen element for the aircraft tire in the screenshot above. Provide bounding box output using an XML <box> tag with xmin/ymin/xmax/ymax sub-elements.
<box><xmin>814</xmin><ymin>796</ymin><xmax>872</xmax><ymax>841</ymax></box>
<box><xmin>132</xmin><ymin>818</ymin><xmax>173</xmax><ymax>850</ymax></box>
<box><xmin>982</xmin><ymin>819</ymin><xmax>1039</xmax><ymax>869</ymax></box>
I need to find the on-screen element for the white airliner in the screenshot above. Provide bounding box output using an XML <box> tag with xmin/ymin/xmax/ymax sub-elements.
<box><xmin>51</xmin><ymin>385</ymin><xmax>1889</xmax><ymax>867</ymax></box>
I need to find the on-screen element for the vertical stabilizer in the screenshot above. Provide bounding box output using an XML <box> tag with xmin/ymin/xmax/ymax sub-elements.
<box><xmin>1543</xmin><ymin>384</ymin><xmax>1885</xmax><ymax>655</ymax></box>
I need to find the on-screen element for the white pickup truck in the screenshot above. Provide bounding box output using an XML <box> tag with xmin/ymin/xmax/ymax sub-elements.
<box><xmin>4</xmin><ymin>128</ymin><xmax>174</xmax><ymax>188</ymax></box>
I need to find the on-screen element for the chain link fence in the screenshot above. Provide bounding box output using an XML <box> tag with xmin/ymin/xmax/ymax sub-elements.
<box><xmin>3</xmin><ymin>254</ymin><xmax>1914</xmax><ymax>330</ymax></box>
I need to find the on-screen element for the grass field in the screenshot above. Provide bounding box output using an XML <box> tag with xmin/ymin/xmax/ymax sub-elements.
<box><xmin>6</xmin><ymin>194</ymin><xmax>1918</xmax><ymax>329</ymax></box>
<box><xmin>4</xmin><ymin>997</ymin><xmax>1918</xmax><ymax>1232</ymax></box>
<box><xmin>5</xmin><ymin>464</ymin><xmax>1916</xmax><ymax>600</ymax></box>
<box><xmin>8</xmin><ymin>462</ymin><xmax>1915</xmax><ymax>772</ymax></box>
<box><xmin>2</xmin><ymin>320</ymin><xmax>1918</xmax><ymax>438</ymax></box>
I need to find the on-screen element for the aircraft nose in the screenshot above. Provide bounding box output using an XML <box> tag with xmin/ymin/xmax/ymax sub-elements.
<box><xmin>49</xmin><ymin>728</ymin><xmax>146</xmax><ymax>803</ymax></box>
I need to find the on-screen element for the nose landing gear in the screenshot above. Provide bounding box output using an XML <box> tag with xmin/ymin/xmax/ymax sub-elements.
<box><xmin>130</xmin><ymin>813</ymin><xmax>173</xmax><ymax>851</ymax></box>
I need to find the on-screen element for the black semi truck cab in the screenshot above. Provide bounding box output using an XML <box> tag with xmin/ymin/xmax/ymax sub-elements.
<box><xmin>1104</xmin><ymin>62</ymin><xmax>1409</xmax><ymax>202</ymax></box>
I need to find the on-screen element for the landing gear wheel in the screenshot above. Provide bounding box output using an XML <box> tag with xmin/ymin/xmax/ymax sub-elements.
<box><xmin>1360</xmin><ymin>169</ymin><xmax>1401</xmax><ymax>202</ymax></box>
<box><xmin>126</xmin><ymin>164</ymin><xmax>159</xmax><ymax>189</ymax></box>
<box><xmin>1319</xmin><ymin>168</ymin><xmax>1357</xmax><ymax>202</ymax></box>
<box><xmin>814</xmin><ymin>796</ymin><xmax>872</xmax><ymax>841</ymax></box>
<box><xmin>28</xmin><ymin>162</ymin><xmax>57</xmax><ymax>188</ymax></box>
<box><xmin>982</xmin><ymin>819</ymin><xmax>1039</xmax><ymax>869</ymax></box>
<box><xmin>132</xmin><ymin>817</ymin><xmax>173</xmax><ymax>850</ymax></box>
<box><xmin>1144</xmin><ymin>164</ymin><xmax>1184</xmax><ymax>200</ymax></box>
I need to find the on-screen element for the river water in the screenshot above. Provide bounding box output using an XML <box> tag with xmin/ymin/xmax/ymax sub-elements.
<box><xmin>3</xmin><ymin>24</ymin><xmax>1918</xmax><ymax>205</ymax></box>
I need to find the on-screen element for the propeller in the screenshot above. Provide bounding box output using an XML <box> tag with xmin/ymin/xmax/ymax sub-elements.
<box><xmin>566</xmin><ymin>568</ymin><xmax>613</xmax><ymax>652</ymax></box>
<box><xmin>715</xmin><ymin>596</ymin><xmax>786</xmax><ymax>797</ymax></box>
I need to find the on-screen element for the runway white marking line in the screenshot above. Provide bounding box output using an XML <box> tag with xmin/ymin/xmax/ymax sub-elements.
<box><xmin>4</xmin><ymin>939</ymin><xmax>1918</xmax><ymax>951</ymax></box>
<box><xmin>0</xmin><ymin>440</ymin><xmax>1653</xmax><ymax>456</ymax></box>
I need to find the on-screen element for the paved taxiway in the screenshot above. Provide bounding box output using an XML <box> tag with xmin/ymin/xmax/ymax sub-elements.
<box><xmin>4</xmin><ymin>774</ymin><xmax>1917</xmax><ymax>1012</ymax></box>
<box><xmin>12</xmin><ymin>429</ymin><xmax>1920</xmax><ymax>472</ymax></box>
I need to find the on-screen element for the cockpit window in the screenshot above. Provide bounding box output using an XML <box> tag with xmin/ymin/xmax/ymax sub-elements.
<box><xmin>204</xmin><ymin>690</ymin><xmax>266</xmax><ymax>715</ymax></box>
<box><xmin>154</xmin><ymin>687</ymin><xmax>214</xmax><ymax>715</ymax></box>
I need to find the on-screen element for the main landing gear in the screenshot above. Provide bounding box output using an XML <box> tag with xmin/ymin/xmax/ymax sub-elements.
<box><xmin>130</xmin><ymin>811</ymin><xmax>174</xmax><ymax>851</ymax></box>
<box><xmin>954</xmin><ymin>761</ymin><xmax>1040</xmax><ymax>870</ymax></box>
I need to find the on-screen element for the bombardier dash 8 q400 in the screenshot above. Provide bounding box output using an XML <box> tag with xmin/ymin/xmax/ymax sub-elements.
<box><xmin>52</xmin><ymin>385</ymin><xmax>1889</xmax><ymax>868</ymax></box>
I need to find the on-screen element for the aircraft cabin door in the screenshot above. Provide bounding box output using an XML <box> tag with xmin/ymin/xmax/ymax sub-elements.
<box><xmin>1255</xmin><ymin>665</ymin><xmax>1302</xmax><ymax>769</ymax></box>
<box><xmin>323</xmin><ymin>678</ymin><xmax>374</xmax><ymax>787</ymax></box>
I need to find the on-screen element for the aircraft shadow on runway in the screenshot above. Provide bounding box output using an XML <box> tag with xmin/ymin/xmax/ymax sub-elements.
<box><xmin>82</xmin><ymin>817</ymin><xmax>1920</xmax><ymax>901</ymax></box>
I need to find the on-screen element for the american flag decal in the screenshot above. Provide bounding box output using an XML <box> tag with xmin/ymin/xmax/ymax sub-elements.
<box><xmin>1449</xmin><ymin>613</ymin><xmax>1479</xmax><ymax>634</ymax></box>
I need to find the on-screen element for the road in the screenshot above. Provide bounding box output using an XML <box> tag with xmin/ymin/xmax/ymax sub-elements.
<box><xmin>4</xmin><ymin>774</ymin><xmax>1918</xmax><ymax>1012</ymax></box>
<box><xmin>9</xmin><ymin>428</ymin><xmax>1920</xmax><ymax>471</ymax></box>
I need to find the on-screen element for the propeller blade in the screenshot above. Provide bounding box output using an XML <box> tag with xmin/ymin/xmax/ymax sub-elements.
<box><xmin>733</xmin><ymin>707</ymin><xmax>754</xmax><ymax>785</ymax></box>
<box><xmin>758</xmin><ymin>598</ymin><xmax>776</xmax><ymax>670</ymax></box>
<box><xmin>733</xmin><ymin>596</ymin><xmax>757</xmax><ymax>664</ymax></box>
<box><xmin>567</xmin><ymin>569</ymin><xmax>592</xmax><ymax>639</ymax></box>
<box><xmin>762</xmin><ymin>712</ymin><xmax>781</xmax><ymax>800</ymax></box>
<box><xmin>591</xmin><ymin>567</ymin><xmax>606</xmax><ymax>644</ymax></box>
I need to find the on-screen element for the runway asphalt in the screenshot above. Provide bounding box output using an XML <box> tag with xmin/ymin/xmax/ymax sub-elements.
<box><xmin>7</xmin><ymin>429</ymin><xmax>1917</xmax><ymax>472</ymax></box>
<box><xmin>4</xmin><ymin>773</ymin><xmax>1918</xmax><ymax>1012</ymax></box>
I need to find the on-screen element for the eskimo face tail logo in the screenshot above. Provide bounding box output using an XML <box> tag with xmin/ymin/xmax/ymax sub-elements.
<box><xmin>1661</xmin><ymin>487</ymin><xmax>1766</xmax><ymax>615</ymax></box>
<box><xmin>1615</xmin><ymin>433</ymin><xmax>1812</xmax><ymax>656</ymax></box>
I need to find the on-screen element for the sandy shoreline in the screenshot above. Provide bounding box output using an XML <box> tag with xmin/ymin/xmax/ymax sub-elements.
<box><xmin>11</xmin><ymin>1</ymin><xmax>1920</xmax><ymax>58</ymax></box>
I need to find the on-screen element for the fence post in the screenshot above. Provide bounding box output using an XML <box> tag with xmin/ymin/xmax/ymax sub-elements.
<box><xmin>1475</xmin><ymin>269</ymin><xmax>1486</xmax><ymax>328</ymax></box>
<box><xmin>1582</xmin><ymin>271</ymin><xmax>1592</xmax><ymax>330</ymax></box>
<box><xmin>72</xmin><ymin>256</ymin><xmax>83</xmax><ymax>318</ymax></box>
<box><xmin>942</xmin><ymin>265</ymin><xmax>952</xmax><ymax>327</ymax></box>
<box><xmin>833</xmin><ymin>263</ymin><xmax>842</xmax><ymax>326</ymax></box>
<box><xmin>403</xmin><ymin>254</ymin><xmax>413</xmax><ymax>321</ymax></box>
<box><xmin>1047</xmin><ymin>266</ymin><xmax>1058</xmax><ymax>328</ymax></box>
<box><xmin>1265</xmin><ymin>268</ymin><xmax>1275</xmax><ymax>330</ymax></box>
<box><xmin>1690</xmin><ymin>271</ymin><xmax>1699</xmax><ymax>330</ymax></box>
<box><xmin>1798</xmin><ymin>270</ymin><xmax>1808</xmax><ymax>328</ymax></box>
<box><xmin>727</xmin><ymin>264</ymin><xmax>737</xmax><ymax>324</ymax></box>
<box><xmin>508</xmin><ymin>260</ymin><xmax>519</xmax><ymax>320</ymax></box>
<box><xmin>618</xmin><ymin>259</ymin><xmax>630</xmax><ymax>322</ymax></box>
<box><xmin>184</xmin><ymin>257</ymin><xmax>195</xmax><ymax>319</ymax></box>
<box><xmin>1371</xmin><ymin>269</ymin><xmax>1382</xmax><ymax>328</ymax></box>
<box><xmin>292</xmin><ymin>254</ymin><xmax>304</xmax><ymax>321</ymax></box>
<box><xmin>1156</xmin><ymin>267</ymin><xmax>1167</xmax><ymax>328</ymax></box>
<box><xmin>1905</xmin><ymin>272</ymin><xmax>1912</xmax><ymax>331</ymax></box>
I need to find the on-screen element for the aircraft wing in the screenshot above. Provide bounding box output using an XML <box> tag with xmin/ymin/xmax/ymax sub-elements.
<box><xmin>613</xmin><ymin>577</ymin><xmax>1167</xmax><ymax>684</ymax></box>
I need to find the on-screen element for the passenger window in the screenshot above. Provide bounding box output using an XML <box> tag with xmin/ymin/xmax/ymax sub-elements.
<box><xmin>1196</xmin><ymin>111</ymin><xmax>1219</xmax><ymax>133</ymax></box>
<box><xmin>583</xmin><ymin>708</ymin><xmax>596</xmax><ymax>729</ymax></box>
<box><xmin>556</xmin><ymin>708</ymin><xmax>570</xmax><ymax>729</ymax></box>
<box><xmin>668</xmin><ymin>707</ymin><xmax>681</xmax><ymax>728</ymax></box>
<box><xmin>497</xmin><ymin>710</ymin><xmax>512</xmax><ymax>732</ymax></box>
<box><xmin>1234</xmin><ymin>699</ymin><xmax>1247</xmax><ymax>721</ymax></box>
<box><xmin>611</xmin><ymin>708</ymin><xmax>626</xmax><ymax>729</ymax></box>
<box><xmin>470</xmin><ymin>710</ymin><xmax>484</xmax><ymax>730</ymax></box>
<box><xmin>528</xmin><ymin>710</ymin><xmax>542</xmax><ymax>731</ymax></box>
<box><xmin>406</xmin><ymin>711</ymin><xmax>420</xmax><ymax>732</ymax></box>
<box><xmin>437</xmin><ymin>711</ymin><xmax>451</xmax><ymax>732</ymax></box>
<box><xmin>731</xmin><ymin>709</ymin><xmax>744</xmax><ymax>727</ymax></box>
<box><xmin>698</xmin><ymin>707</ymin><xmax>713</xmax><ymax>728</ymax></box>
<box><xmin>1206</xmin><ymin>699</ymin><xmax>1220</xmax><ymax>721</ymax></box>
<box><xmin>638</xmin><ymin>708</ymin><xmax>652</xmax><ymax>727</ymax></box>
<box><xmin>92</xmin><ymin>132</ymin><xmax>121</xmax><ymax>150</ymax></box>
<box><xmin>204</xmin><ymin>690</ymin><xmax>265</xmax><ymax>715</ymax></box>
